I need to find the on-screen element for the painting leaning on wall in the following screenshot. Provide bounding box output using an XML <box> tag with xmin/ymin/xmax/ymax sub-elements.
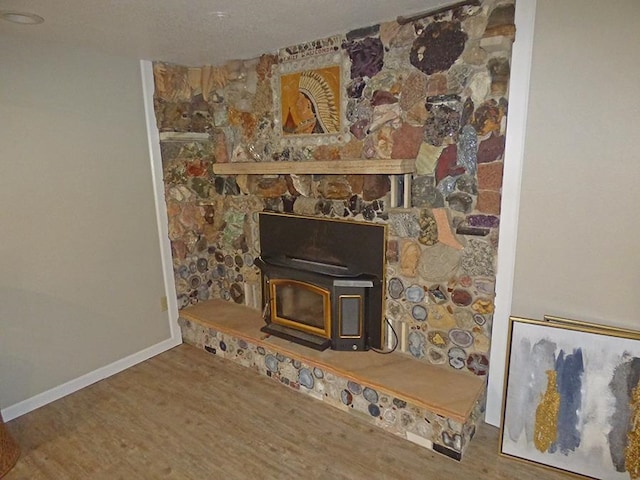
<box><xmin>500</xmin><ymin>317</ymin><xmax>640</xmax><ymax>479</ymax></box>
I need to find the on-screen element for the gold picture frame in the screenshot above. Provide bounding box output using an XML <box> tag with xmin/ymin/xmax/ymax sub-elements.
<box><xmin>272</xmin><ymin>38</ymin><xmax>351</xmax><ymax>147</ymax></box>
<box><xmin>500</xmin><ymin>316</ymin><xmax>640</xmax><ymax>479</ymax></box>
<box><xmin>543</xmin><ymin>314</ymin><xmax>640</xmax><ymax>339</ymax></box>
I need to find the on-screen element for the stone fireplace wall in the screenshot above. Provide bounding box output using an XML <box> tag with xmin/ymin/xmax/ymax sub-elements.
<box><xmin>153</xmin><ymin>0</ymin><xmax>515</xmax><ymax>377</ymax></box>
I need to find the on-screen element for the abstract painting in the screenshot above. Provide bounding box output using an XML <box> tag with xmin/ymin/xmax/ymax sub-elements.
<box><xmin>500</xmin><ymin>316</ymin><xmax>640</xmax><ymax>479</ymax></box>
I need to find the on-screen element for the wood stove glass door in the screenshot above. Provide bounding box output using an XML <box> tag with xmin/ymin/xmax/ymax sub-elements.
<box><xmin>270</xmin><ymin>280</ymin><xmax>331</xmax><ymax>338</ymax></box>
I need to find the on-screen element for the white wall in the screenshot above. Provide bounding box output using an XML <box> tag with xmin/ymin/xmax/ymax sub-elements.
<box><xmin>0</xmin><ymin>36</ymin><xmax>178</xmax><ymax>416</ymax></box>
<box><xmin>512</xmin><ymin>0</ymin><xmax>640</xmax><ymax>326</ymax></box>
<box><xmin>486</xmin><ymin>0</ymin><xmax>640</xmax><ymax>426</ymax></box>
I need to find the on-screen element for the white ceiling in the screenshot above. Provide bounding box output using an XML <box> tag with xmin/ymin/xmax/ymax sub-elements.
<box><xmin>0</xmin><ymin>0</ymin><xmax>449</xmax><ymax>66</ymax></box>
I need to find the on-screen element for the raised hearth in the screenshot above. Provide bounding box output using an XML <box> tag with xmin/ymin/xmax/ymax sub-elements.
<box><xmin>178</xmin><ymin>299</ymin><xmax>486</xmax><ymax>460</ymax></box>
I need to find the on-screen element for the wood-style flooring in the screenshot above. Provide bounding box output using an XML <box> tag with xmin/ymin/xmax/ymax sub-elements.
<box><xmin>4</xmin><ymin>344</ymin><xmax>573</xmax><ymax>479</ymax></box>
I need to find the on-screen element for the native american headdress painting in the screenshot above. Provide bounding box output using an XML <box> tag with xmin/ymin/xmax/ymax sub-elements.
<box><xmin>274</xmin><ymin>44</ymin><xmax>348</xmax><ymax>145</ymax></box>
<box><xmin>279</xmin><ymin>64</ymin><xmax>342</xmax><ymax>137</ymax></box>
<box><xmin>296</xmin><ymin>70</ymin><xmax>340</xmax><ymax>134</ymax></box>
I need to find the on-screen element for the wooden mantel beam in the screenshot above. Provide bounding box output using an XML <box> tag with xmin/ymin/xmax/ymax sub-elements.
<box><xmin>210</xmin><ymin>159</ymin><xmax>416</xmax><ymax>175</ymax></box>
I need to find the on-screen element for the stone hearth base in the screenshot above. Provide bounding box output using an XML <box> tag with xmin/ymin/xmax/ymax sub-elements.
<box><xmin>178</xmin><ymin>299</ymin><xmax>486</xmax><ymax>460</ymax></box>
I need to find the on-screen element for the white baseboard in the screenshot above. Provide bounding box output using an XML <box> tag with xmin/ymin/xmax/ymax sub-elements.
<box><xmin>1</xmin><ymin>335</ymin><xmax>182</xmax><ymax>422</ymax></box>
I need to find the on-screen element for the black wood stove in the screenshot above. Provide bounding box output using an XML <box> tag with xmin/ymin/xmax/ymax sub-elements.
<box><xmin>256</xmin><ymin>212</ymin><xmax>386</xmax><ymax>352</ymax></box>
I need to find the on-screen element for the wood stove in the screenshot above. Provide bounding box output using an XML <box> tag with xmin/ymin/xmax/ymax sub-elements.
<box><xmin>256</xmin><ymin>212</ymin><xmax>386</xmax><ymax>351</ymax></box>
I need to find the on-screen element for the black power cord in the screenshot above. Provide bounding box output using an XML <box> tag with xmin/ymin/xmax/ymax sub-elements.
<box><xmin>371</xmin><ymin>317</ymin><xmax>398</xmax><ymax>355</ymax></box>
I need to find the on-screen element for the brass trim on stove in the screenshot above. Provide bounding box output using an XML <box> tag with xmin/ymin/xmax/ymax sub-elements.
<box><xmin>269</xmin><ymin>279</ymin><xmax>332</xmax><ymax>339</ymax></box>
<box><xmin>338</xmin><ymin>294</ymin><xmax>363</xmax><ymax>338</ymax></box>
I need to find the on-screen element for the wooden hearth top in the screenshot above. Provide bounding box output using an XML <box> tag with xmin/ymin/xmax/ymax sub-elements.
<box><xmin>179</xmin><ymin>299</ymin><xmax>485</xmax><ymax>423</ymax></box>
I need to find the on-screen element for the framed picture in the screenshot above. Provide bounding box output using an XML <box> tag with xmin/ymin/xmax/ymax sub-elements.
<box><xmin>544</xmin><ymin>314</ymin><xmax>640</xmax><ymax>339</ymax></box>
<box><xmin>500</xmin><ymin>316</ymin><xmax>640</xmax><ymax>479</ymax></box>
<box><xmin>272</xmin><ymin>37</ymin><xmax>350</xmax><ymax>146</ymax></box>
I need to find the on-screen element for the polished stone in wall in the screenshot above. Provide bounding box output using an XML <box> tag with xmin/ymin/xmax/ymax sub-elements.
<box><xmin>153</xmin><ymin>0</ymin><xmax>515</xmax><ymax>379</ymax></box>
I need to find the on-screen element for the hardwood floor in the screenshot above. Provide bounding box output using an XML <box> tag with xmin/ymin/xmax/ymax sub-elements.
<box><xmin>4</xmin><ymin>344</ymin><xmax>573</xmax><ymax>479</ymax></box>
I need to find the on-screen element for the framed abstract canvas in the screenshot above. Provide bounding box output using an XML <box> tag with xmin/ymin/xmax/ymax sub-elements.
<box><xmin>500</xmin><ymin>316</ymin><xmax>640</xmax><ymax>479</ymax></box>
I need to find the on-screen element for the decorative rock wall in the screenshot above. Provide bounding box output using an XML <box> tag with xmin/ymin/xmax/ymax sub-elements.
<box><xmin>153</xmin><ymin>0</ymin><xmax>515</xmax><ymax>377</ymax></box>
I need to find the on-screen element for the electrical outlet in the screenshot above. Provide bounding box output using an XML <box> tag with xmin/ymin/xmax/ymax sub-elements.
<box><xmin>160</xmin><ymin>295</ymin><xmax>168</xmax><ymax>312</ymax></box>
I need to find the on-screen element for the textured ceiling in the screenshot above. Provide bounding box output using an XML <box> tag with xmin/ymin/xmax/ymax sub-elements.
<box><xmin>0</xmin><ymin>0</ymin><xmax>450</xmax><ymax>66</ymax></box>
